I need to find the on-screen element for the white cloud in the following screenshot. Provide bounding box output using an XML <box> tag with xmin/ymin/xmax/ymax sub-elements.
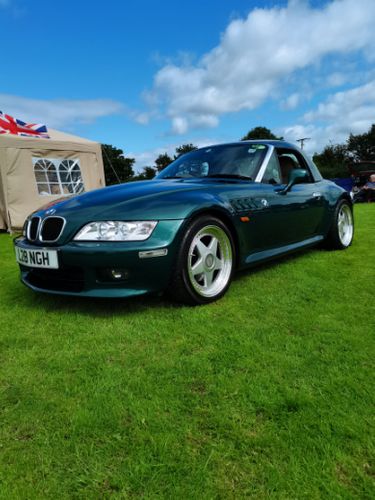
<box><xmin>130</xmin><ymin>145</ymin><xmax>174</xmax><ymax>172</ymax></box>
<box><xmin>325</xmin><ymin>72</ymin><xmax>349</xmax><ymax>88</ymax></box>
<box><xmin>281</xmin><ymin>79</ymin><xmax>375</xmax><ymax>153</ymax></box>
<box><xmin>0</xmin><ymin>94</ymin><xmax>124</xmax><ymax>128</ymax></box>
<box><xmin>280</xmin><ymin>92</ymin><xmax>301</xmax><ymax>110</ymax></box>
<box><xmin>144</xmin><ymin>0</ymin><xmax>375</xmax><ymax>134</ymax></box>
<box><xmin>281</xmin><ymin>124</ymin><xmax>323</xmax><ymax>154</ymax></box>
<box><xmin>133</xmin><ymin>112</ymin><xmax>151</xmax><ymax>125</ymax></box>
<box><xmin>282</xmin><ymin>122</ymin><xmax>351</xmax><ymax>155</ymax></box>
<box><xmin>303</xmin><ymin>80</ymin><xmax>375</xmax><ymax>127</ymax></box>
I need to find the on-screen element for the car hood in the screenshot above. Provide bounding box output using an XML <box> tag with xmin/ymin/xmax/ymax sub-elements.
<box><xmin>53</xmin><ymin>179</ymin><xmax>209</xmax><ymax>214</ymax></box>
<box><xmin>36</xmin><ymin>178</ymin><xmax>262</xmax><ymax>222</ymax></box>
<box><xmin>32</xmin><ymin>178</ymin><xmax>273</xmax><ymax>245</ymax></box>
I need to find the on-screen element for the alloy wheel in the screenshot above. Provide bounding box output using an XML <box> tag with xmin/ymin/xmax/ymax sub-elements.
<box><xmin>337</xmin><ymin>204</ymin><xmax>353</xmax><ymax>247</ymax></box>
<box><xmin>187</xmin><ymin>225</ymin><xmax>233</xmax><ymax>298</ymax></box>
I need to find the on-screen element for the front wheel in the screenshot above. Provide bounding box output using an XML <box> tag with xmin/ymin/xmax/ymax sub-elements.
<box><xmin>168</xmin><ymin>216</ymin><xmax>234</xmax><ymax>305</ymax></box>
<box><xmin>325</xmin><ymin>200</ymin><xmax>354</xmax><ymax>249</ymax></box>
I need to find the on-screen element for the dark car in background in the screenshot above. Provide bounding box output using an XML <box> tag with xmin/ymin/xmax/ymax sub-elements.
<box><xmin>349</xmin><ymin>161</ymin><xmax>375</xmax><ymax>202</ymax></box>
<box><xmin>349</xmin><ymin>161</ymin><xmax>375</xmax><ymax>187</ymax></box>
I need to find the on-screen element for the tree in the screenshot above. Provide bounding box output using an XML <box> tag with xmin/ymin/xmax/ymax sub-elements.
<box><xmin>102</xmin><ymin>144</ymin><xmax>135</xmax><ymax>185</ymax></box>
<box><xmin>312</xmin><ymin>124</ymin><xmax>375</xmax><ymax>178</ymax></box>
<box><xmin>154</xmin><ymin>144</ymin><xmax>198</xmax><ymax>172</ymax></box>
<box><xmin>142</xmin><ymin>166</ymin><xmax>157</xmax><ymax>179</ymax></box>
<box><xmin>174</xmin><ymin>143</ymin><xmax>198</xmax><ymax>158</ymax></box>
<box><xmin>155</xmin><ymin>153</ymin><xmax>173</xmax><ymax>172</ymax></box>
<box><xmin>313</xmin><ymin>144</ymin><xmax>349</xmax><ymax>178</ymax></box>
<box><xmin>133</xmin><ymin>166</ymin><xmax>157</xmax><ymax>181</ymax></box>
<box><xmin>347</xmin><ymin>124</ymin><xmax>375</xmax><ymax>161</ymax></box>
<box><xmin>241</xmin><ymin>126</ymin><xmax>283</xmax><ymax>141</ymax></box>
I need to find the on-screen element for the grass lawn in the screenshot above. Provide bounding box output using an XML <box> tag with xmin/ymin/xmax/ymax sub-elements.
<box><xmin>0</xmin><ymin>204</ymin><xmax>374</xmax><ymax>498</ymax></box>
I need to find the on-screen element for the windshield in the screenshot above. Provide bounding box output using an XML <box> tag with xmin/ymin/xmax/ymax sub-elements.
<box><xmin>157</xmin><ymin>143</ymin><xmax>268</xmax><ymax>180</ymax></box>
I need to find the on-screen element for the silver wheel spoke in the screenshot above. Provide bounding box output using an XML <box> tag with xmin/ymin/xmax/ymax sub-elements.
<box><xmin>191</xmin><ymin>257</ymin><xmax>205</xmax><ymax>276</ymax></box>
<box><xmin>196</xmin><ymin>240</ymin><xmax>209</xmax><ymax>259</ymax></box>
<box><xmin>214</xmin><ymin>258</ymin><xmax>223</xmax><ymax>271</ymax></box>
<box><xmin>208</xmin><ymin>237</ymin><xmax>218</xmax><ymax>256</ymax></box>
<box><xmin>204</xmin><ymin>270</ymin><xmax>214</xmax><ymax>288</ymax></box>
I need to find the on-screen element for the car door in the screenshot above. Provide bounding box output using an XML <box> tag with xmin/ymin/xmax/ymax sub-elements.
<box><xmin>277</xmin><ymin>148</ymin><xmax>326</xmax><ymax>242</ymax></box>
<box><xmin>246</xmin><ymin>150</ymin><xmax>290</xmax><ymax>250</ymax></box>
<box><xmin>257</xmin><ymin>148</ymin><xmax>326</xmax><ymax>247</ymax></box>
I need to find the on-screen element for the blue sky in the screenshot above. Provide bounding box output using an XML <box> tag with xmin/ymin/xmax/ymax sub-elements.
<box><xmin>1</xmin><ymin>0</ymin><xmax>375</xmax><ymax>170</ymax></box>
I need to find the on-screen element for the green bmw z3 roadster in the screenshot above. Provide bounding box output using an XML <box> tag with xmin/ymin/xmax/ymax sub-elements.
<box><xmin>14</xmin><ymin>140</ymin><xmax>354</xmax><ymax>304</ymax></box>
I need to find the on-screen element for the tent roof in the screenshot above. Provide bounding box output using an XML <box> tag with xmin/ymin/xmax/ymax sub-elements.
<box><xmin>0</xmin><ymin>127</ymin><xmax>101</xmax><ymax>152</ymax></box>
<box><xmin>45</xmin><ymin>128</ymin><xmax>97</xmax><ymax>144</ymax></box>
<box><xmin>0</xmin><ymin>127</ymin><xmax>97</xmax><ymax>144</ymax></box>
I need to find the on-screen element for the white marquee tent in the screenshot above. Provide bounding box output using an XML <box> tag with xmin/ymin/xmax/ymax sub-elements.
<box><xmin>0</xmin><ymin>128</ymin><xmax>105</xmax><ymax>230</ymax></box>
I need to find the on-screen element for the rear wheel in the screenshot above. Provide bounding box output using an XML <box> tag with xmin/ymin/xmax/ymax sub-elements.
<box><xmin>168</xmin><ymin>216</ymin><xmax>234</xmax><ymax>305</ymax></box>
<box><xmin>325</xmin><ymin>200</ymin><xmax>354</xmax><ymax>249</ymax></box>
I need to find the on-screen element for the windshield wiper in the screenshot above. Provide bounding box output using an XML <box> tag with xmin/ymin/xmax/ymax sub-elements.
<box><xmin>161</xmin><ymin>175</ymin><xmax>183</xmax><ymax>179</ymax></box>
<box><xmin>207</xmin><ymin>174</ymin><xmax>252</xmax><ymax>181</ymax></box>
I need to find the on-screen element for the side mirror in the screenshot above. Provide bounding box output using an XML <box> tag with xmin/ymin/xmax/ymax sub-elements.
<box><xmin>288</xmin><ymin>168</ymin><xmax>309</xmax><ymax>184</ymax></box>
<box><xmin>276</xmin><ymin>169</ymin><xmax>309</xmax><ymax>195</ymax></box>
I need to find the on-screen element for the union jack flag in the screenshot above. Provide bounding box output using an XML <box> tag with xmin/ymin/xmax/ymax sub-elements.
<box><xmin>0</xmin><ymin>111</ymin><xmax>49</xmax><ymax>138</ymax></box>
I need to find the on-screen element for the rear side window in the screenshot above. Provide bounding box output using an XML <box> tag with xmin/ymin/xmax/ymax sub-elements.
<box><xmin>276</xmin><ymin>149</ymin><xmax>314</xmax><ymax>183</ymax></box>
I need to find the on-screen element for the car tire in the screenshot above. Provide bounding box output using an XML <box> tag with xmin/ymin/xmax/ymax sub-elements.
<box><xmin>325</xmin><ymin>199</ymin><xmax>354</xmax><ymax>250</ymax></box>
<box><xmin>168</xmin><ymin>216</ymin><xmax>235</xmax><ymax>305</ymax></box>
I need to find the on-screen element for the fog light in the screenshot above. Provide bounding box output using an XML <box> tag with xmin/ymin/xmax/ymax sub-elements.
<box><xmin>96</xmin><ymin>268</ymin><xmax>129</xmax><ymax>283</ymax></box>
<box><xmin>110</xmin><ymin>268</ymin><xmax>128</xmax><ymax>280</ymax></box>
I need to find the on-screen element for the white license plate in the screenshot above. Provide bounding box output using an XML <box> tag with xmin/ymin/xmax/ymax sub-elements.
<box><xmin>15</xmin><ymin>246</ymin><xmax>59</xmax><ymax>269</ymax></box>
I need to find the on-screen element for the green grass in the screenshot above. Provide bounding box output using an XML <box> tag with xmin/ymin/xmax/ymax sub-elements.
<box><xmin>0</xmin><ymin>205</ymin><xmax>374</xmax><ymax>499</ymax></box>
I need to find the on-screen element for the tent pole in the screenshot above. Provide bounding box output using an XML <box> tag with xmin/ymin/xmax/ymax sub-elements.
<box><xmin>102</xmin><ymin>145</ymin><xmax>121</xmax><ymax>184</ymax></box>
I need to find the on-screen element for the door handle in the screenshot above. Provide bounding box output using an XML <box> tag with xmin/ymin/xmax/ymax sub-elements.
<box><xmin>312</xmin><ymin>192</ymin><xmax>322</xmax><ymax>199</ymax></box>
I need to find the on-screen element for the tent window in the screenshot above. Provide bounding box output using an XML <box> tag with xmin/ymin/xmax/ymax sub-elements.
<box><xmin>33</xmin><ymin>158</ymin><xmax>85</xmax><ymax>196</ymax></box>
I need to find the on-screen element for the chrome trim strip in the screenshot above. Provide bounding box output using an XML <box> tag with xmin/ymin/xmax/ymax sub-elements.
<box><xmin>39</xmin><ymin>216</ymin><xmax>67</xmax><ymax>243</ymax></box>
<box><xmin>27</xmin><ymin>216</ymin><xmax>41</xmax><ymax>242</ymax></box>
<box><xmin>254</xmin><ymin>145</ymin><xmax>274</xmax><ymax>183</ymax></box>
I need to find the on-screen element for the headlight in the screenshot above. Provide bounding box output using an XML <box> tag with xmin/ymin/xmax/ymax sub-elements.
<box><xmin>74</xmin><ymin>221</ymin><xmax>158</xmax><ymax>241</ymax></box>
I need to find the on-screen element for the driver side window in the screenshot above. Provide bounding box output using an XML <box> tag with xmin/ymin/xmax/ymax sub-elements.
<box><xmin>276</xmin><ymin>149</ymin><xmax>313</xmax><ymax>184</ymax></box>
<box><xmin>261</xmin><ymin>151</ymin><xmax>282</xmax><ymax>184</ymax></box>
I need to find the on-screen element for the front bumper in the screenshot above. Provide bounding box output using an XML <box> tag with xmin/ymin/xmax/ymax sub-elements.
<box><xmin>14</xmin><ymin>220</ymin><xmax>184</xmax><ymax>298</ymax></box>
